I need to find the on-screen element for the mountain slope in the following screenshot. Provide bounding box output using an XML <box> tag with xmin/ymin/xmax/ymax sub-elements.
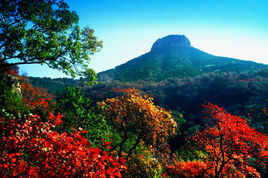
<box><xmin>98</xmin><ymin>35</ymin><xmax>267</xmax><ymax>82</ymax></box>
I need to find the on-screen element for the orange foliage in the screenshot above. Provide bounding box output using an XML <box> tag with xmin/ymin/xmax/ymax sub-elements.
<box><xmin>98</xmin><ymin>89</ymin><xmax>177</xmax><ymax>159</ymax></box>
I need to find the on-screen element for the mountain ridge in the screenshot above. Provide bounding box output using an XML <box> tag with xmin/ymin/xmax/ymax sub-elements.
<box><xmin>98</xmin><ymin>35</ymin><xmax>267</xmax><ymax>82</ymax></box>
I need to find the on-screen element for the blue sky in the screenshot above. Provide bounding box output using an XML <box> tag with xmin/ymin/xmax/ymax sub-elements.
<box><xmin>19</xmin><ymin>0</ymin><xmax>268</xmax><ymax>78</ymax></box>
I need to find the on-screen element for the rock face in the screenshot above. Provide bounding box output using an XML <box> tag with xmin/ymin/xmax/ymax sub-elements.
<box><xmin>151</xmin><ymin>35</ymin><xmax>191</xmax><ymax>52</ymax></box>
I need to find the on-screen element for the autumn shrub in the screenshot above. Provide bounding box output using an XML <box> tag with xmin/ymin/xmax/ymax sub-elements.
<box><xmin>0</xmin><ymin>109</ymin><xmax>126</xmax><ymax>177</ymax></box>
<box><xmin>164</xmin><ymin>160</ymin><xmax>212</xmax><ymax>177</ymax></box>
<box><xmin>165</xmin><ymin>103</ymin><xmax>268</xmax><ymax>178</ymax></box>
<box><xmin>98</xmin><ymin>89</ymin><xmax>177</xmax><ymax>161</ymax></box>
<box><xmin>20</xmin><ymin>76</ymin><xmax>53</xmax><ymax>112</ymax></box>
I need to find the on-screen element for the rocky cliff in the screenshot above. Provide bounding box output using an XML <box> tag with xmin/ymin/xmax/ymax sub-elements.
<box><xmin>151</xmin><ymin>35</ymin><xmax>191</xmax><ymax>52</ymax></box>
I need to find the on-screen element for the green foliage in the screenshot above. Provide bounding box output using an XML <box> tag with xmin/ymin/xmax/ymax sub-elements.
<box><xmin>108</xmin><ymin>127</ymin><xmax>143</xmax><ymax>159</ymax></box>
<box><xmin>0</xmin><ymin>70</ymin><xmax>28</xmax><ymax>114</ymax></box>
<box><xmin>246</xmin><ymin>105</ymin><xmax>268</xmax><ymax>135</ymax></box>
<box><xmin>55</xmin><ymin>87</ymin><xmax>110</xmax><ymax>147</ymax></box>
<box><xmin>172</xmin><ymin>111</ymin><xmax>186</xmax><ymax>134</ymax></box>
<box><xmin>0</xmin><ymin>0</ymin><xmax>102</xmax><ymax>80</ymax></box>
<box><xmin>123</xmin><ymin>145</ymin><xmax>163</xmax><ymax>177</ymax></box>
<box><xmin>175</xmin><ymin>146</ymin><xmax>208</xmax><ymax>163</ymax></box>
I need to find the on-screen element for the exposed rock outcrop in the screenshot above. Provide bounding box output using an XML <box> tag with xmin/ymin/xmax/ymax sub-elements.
<box><xmin>151</xmin><ymin>35</ymin><xmax>191</xmax><ymax>52</ymax></box>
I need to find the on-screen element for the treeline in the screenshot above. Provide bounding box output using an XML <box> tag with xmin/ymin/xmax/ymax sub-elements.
<box><xmin>28</xmin><ymin>77</ymin><xmax>81</xmax><ymax>96</ymax></box>
<box><xmin>85</xmin><ymin>69</ymin><xmax>268</xmax><ymax>134</ymax></box>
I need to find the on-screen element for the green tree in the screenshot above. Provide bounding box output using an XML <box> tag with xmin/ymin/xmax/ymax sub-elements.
<box><xmin>56</xmin><ymin>87</ymin><xmax>110</xmax><ymax>147</ymax></box>
<box><xmin>0</xmin><ymin>0</ymin><xmax>102</xmax><ymax>80</ymax></box>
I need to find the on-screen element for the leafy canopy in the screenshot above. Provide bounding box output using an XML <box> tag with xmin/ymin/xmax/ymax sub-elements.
<box><xmin>56</xmin><ymin>87</ymin><xmax>110</xmax><ymax>147</ymax></box>
<box><xmin>98</xmin><ymin>89</ymin><xmax>177</xmax><ymax>160</ymax></box>
<box><xmin>0</xmin><ymin>0</ymin><xmax>102</xmax><ymax>79</ymax></box>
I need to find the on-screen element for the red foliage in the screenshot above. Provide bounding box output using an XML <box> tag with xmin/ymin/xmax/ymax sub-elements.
<box><xmin>8</xmin><ymin>69</ymin><xmax>19</xmax><ymax>76</ymax></box>
<box><xmin>165</xmin><ymin>104</ymin><xmax>267</xmax><ymax>177</ymax></box>
<box><xmin>111</xmin><ymin>88</ymin><xmax>129</xmax><ymax>93</ymax></box>
<box><xmin>164</xmin><ymin>161</ymin><xmax>212</xmax><ymax>177</ymax></box>
<box><xmin>238</xmin><ymin>78</ymin><xmax>258</xmax><ymax>83</ymax></box>
<box><xmin>0</xmin><ymin>112</ymin><xmax>126</xmax><ymax>177</ymax></box>
<box><xmin>20</xmin><ymin>80</ymin><xmax>52</xmax><ymax>110</ymax></box>
<box><xmin>193</xmin><ymin>104</ymin><xmax>268</xmax><ymax>177</ymax></box>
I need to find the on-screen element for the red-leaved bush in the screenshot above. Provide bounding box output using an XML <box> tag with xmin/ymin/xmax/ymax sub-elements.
<box><xmin>0</xmin><ymin>112</ymin><xmax>126</xmax><ymax>177</ymax></box>
<box><xmin>165</xmin><ymin>104</ymin><xmax>268</xmax><ymax>178</ymax></box>
<box><xmin>164</xmin><ymin>160</ymin><xmax>212</xmax><ymax>177</ymax></box>
<box><xmin>20</xmin><ymin>77</ymin><xmax>52</xmax><ymax>111</ymax></box>
<box><xmin>194</xmin><ymin>104</ymin><xmax>268</xmax><ymax>177</ymax></box>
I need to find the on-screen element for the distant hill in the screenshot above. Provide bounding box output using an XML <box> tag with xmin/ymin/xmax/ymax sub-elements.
<box><xmin>28</xmin><ymin>77</ymin><xmax>81</xmax><ymax>96</ymax></box>
<box><xmin>98</xmin><ymin>35</ymin><xmax>267</xmax><ymax>82</ymax></box>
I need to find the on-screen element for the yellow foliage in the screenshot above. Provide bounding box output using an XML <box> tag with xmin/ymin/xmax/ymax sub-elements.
<box><xmin>98</xmin><ymin>88</ymin><xmax>177</xmax><ymax>147</ymax></box>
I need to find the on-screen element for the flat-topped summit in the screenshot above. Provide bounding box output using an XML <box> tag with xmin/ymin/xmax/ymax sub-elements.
<box><xmin>151</xmin><ymin>35</ymin><xmax>191</xmax><ymax>51</ymax></box>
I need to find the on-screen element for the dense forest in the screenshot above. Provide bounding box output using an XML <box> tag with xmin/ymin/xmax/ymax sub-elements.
<box><xmin>1</xmin><ymin>0</ymin><xmax>267</xmax><ymax>177</ymax></box>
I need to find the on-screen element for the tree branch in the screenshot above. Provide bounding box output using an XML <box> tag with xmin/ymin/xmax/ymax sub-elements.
<box><xmin>118</xmin><ymin>128</ymin><xmax>128</xmax><ymax>162</ymax></box>
<box><xmin>126</xmin><ymin>134</ymin><xmax>143</xmax><ymax>160</ymax></box>
<box><xmin>1</xmin><ymin>61</ymin><xmax>44</xmax><ymax>66</ymax></box>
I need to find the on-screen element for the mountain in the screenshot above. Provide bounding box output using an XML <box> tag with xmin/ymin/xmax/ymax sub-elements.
<box><xmin>98</xmin><ymin>35</ymin><xmax>267</xmax><ymax>82</ymax></box>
